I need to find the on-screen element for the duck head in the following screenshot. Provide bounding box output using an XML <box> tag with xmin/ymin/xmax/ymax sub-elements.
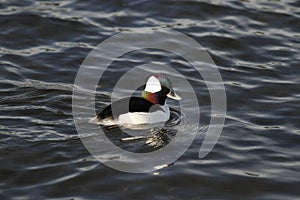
<box><xmin>142</xmin><ymin>74</ymin><xmax>181</xmax><ymax>105</ymax></box>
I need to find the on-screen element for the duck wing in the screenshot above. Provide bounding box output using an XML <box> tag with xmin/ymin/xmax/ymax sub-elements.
<box><xmin>98</xmin><ymin>97</ymin><xmax>163</xmax><ymax>119</ymax></box>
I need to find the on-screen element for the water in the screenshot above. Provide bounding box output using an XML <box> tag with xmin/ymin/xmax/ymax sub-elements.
<box><xmin>1</xmin><ymin>0</ymin><xmax>300</xmax><ymax>199</ymax></box>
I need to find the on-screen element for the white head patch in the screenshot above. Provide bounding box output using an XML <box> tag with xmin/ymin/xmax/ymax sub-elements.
<box><xmin>144</xmin><ymin>76</ymin><xmax>162</xmax><ymax>93</ymax></box>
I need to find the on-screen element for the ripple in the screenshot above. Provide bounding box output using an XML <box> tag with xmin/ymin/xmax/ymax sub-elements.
<box><xmin>1</xmin><ymin>0</ymin><xmax>300</xmax><ymax>199</ymax></box>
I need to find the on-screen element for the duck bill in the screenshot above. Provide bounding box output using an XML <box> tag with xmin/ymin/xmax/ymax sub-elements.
<box><xmin>167</xmin><ymin>90</ymin><xmax>182</xmax><ymax>100</ymax></box>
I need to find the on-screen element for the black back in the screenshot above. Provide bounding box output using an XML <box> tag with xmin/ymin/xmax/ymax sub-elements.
<box><xmin>97</xmin><ymin>97</ymin><xmax>164</xmax><ymax>120</ymax></box>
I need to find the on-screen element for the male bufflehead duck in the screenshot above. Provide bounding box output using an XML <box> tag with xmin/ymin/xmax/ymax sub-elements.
<box><xmin>90</xmin><ymin>74</ymin><xmax>181</xmax><ymax>126</ymax></box>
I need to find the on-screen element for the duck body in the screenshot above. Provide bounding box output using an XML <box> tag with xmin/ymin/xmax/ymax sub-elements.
<box><xmin>90</xmin><ymin>74</ymin><xmax>181</xmax><ymax>126</ymax></box>
<box><xmin>91</xmin><ymin>97</ymin><xmax>169</xmax><ymax>126</ymax></box>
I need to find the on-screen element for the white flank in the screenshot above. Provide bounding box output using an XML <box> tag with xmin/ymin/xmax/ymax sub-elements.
<box><xmin>118</xmin><ymin>104</ymin><xmax>170</xmax><ymax>125</ymax></box>
<box><xmin>89</xmin><ymin>116</ymin><xmax>117</xmax><ymax>126</ymax></box>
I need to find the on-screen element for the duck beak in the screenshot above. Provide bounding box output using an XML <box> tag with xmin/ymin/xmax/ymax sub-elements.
<box><xmin>167</xmin><ymin>90</ymin><xmax>182</xmax><ymax>100</ymax></box>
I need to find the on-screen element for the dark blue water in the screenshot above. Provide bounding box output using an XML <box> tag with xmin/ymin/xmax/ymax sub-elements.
<box><xmin>1</xmin><ymin>0</ymin><xmax>300</xmax><ymax>199</ymax></box>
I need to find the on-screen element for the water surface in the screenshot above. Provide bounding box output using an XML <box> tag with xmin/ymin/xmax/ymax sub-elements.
<box><xmin>1</xmin><ymin>0</ymin><xmax>300</xmax><ymax>199</ymax></box>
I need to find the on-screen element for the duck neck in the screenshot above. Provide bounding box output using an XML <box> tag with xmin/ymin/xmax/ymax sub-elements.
<box><xmin>142</xmin><ymin>91</ymin><xmax>166</xmax><ymax>105</ymax></box>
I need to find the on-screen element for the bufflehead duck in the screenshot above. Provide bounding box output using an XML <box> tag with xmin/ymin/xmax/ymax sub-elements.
<box><xmin>90</xmin><ymin>74</ymin><xmax>181</xmax><ymax>126</ymax></box>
